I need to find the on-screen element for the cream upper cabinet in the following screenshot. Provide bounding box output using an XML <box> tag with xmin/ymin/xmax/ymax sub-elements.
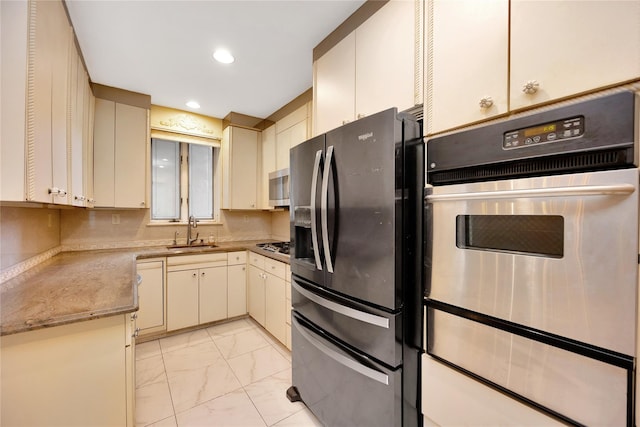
<box><xmin>260</xmin><ymin>124</ymin><xmax>276</xmax><ymax>210</ymax></box>
<box><xmin>93</xmin><ymin>99</ymin><xmax>148</xmax><ymax>208</ymax></box>
<box><xmin>28</xmin><ymin>0</ymin><xmax>71</xmax><ymax>204</ymax></box>
<box><xmin>222</xmin><ymin>126</ymin><xmax>259</xmax><ymax>210</ymax></box>
<box><xmin>275</xmin><ymin>103</ymin><xmax>310</xmax><ymax>170</ymax></box>
<box><xmin>425</xmin><ymin>0</ymin><xmax>640</xmax><ymax>135</ymax></box>
<box><xmin>354</xmin><ymin>0</ymin><xmax>416</xmax><ymax>118</ymax></box>
<box><xmin>426</xmin><ymin>0</ymin><xmax>508</xmax><ymax>135</ymax></box>
<box><xmin>314</xmin><ymin>0</ymin><xmax>417</xmax><ymax>135</ymax></box>
<box><xmin>314</xmin><ymin>32</ymin><xmax>356</xmax><ymax>135</ymax></box>
<box><xmin>509</xmin><ymin>0</ymin><xmax>640</xmax><ymax>110</ymax></box>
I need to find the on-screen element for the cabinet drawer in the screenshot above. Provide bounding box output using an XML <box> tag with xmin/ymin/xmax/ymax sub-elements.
<box><xmin>264</xmin><ymin>258</ymin><xmax>286</xmax><ymax>279</ymax></box>
<box><xmin>167</xmin><ymin>253</ymin><xmax>227</xmax><ymax>271</ymax></box>
<box><xmin>249</xmin><ymin>252</ymin><xmax>265</xmax><ymax>269</ymax></box>
<box><xmin>227</xmin><ymin>251</ymin><xmax>247</xmax><ymax>266</ymax></box>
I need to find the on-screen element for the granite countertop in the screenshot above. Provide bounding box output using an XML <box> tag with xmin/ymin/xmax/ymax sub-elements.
<box><xmin>0</xmin><ymin>241</ymin><xmax>290</xmax><ymax>336</ymax></box>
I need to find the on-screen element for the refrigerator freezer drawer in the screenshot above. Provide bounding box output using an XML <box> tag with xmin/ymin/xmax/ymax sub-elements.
<box><xmin>292</xmin><ymin>313</ymin><xmax>402</xmax><ymax>427</ymax></box>
<box><xmin>292</xmin><ymin>277</ymin><xmax>402</xmax><ymax>367</ymax></box>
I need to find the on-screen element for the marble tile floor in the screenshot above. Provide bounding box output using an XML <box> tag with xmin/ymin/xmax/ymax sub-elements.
<box><xmin>135</xmin><ymin>318</ymin><xmax>322</xmax><ymax>427</ymax></box>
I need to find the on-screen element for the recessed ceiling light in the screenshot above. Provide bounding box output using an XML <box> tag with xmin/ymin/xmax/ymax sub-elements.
<box><xmin>186</xmin><ymin>100</ymin><xmax>200</xmax><ymax>109</ymax></box>
<box><xmin>213</xmin><ymin>49</ymin><xmax>235</xmax><ymax>64</ymax></box>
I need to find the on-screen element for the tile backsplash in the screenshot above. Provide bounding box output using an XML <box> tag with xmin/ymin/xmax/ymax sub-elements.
<box><xmin>0</xmin><ymin>206</ymin><xmax>61</xmax><ymax>270</ymax></box>
<box><xmin>1</xmin><ymin>205</ymin><xmax>291</xmax><ymax>279</ymax></box>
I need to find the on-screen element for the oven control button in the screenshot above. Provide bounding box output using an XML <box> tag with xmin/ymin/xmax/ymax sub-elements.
<box><xmin>533</xmin><ymin>136</ymin><xmax>541</xmax><ymax>143</ymax></box>
<box><xmin>547</xmin><ymin>132</ymin><xmax>557</xmax><ymax>140</ymax></box>
<box><xmin>564</xmin><ymin>130</ymin><xmax>573</xmax><ymax>137</ymax></box>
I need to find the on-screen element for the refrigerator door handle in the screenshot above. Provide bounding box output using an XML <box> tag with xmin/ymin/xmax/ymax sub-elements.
<box><xmin>310</xmin><ymin>149</ymin><xmax>323</xmax><ymax>270</ymax></box>
<box><xmin>292</xmin><ymin>281</ymin><xmax>390</xmax><ymax>328</ymax></box>
<box><xmin>321</xmin><ymin>145</ymin><xmax>335</xmax><ymax>273</ymax></box>
<box><xmin>292</xmin><ymin>315</ymin><xmax>390</xmax><ymax>385</ymax></box>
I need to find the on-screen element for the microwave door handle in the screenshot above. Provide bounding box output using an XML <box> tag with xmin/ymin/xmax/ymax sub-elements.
<box><xmin>292</xmin><ymin>316</ymin><xmax>389</xmax><ymax>385</ymax></box>
<box><xmin>310</xmin><ymin>150</ymin><xmax>323</xmax><ymax>270</ymax></box>
<box><xmin>426</xmin><ymin>183</ymin><xmax>636</xmax><ymax>203</ymax></box>
<box><xmin>321</xmin><ymin>145</ymin><xmax>335</xmax><ymax>273</ymax></box>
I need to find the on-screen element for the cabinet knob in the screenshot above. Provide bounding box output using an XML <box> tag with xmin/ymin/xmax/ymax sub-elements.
<box><xmin>479</xmin><ymin>96</ymin><xmax>493</xmax><ymax>109</ymax></box>
<box><xmin>342</xmin><ymin>120</ymin><xmax>350</xmax><ymax>125</ymax></box>
<box><xmin>87</xmin><ymin>198</ymin><xmax>95</xmax><ymax>204</ymax></box>
<box><xmin>140</xmin><ymin>201</ymin><xmax>146</xmax><ymax>207</ymax></box>
<box><xmin>192</xmin><ymin>272</ymin><xmax>197</xmax><ymax>278</ymax></box>
<box><xmin>131</xmin><ymin>312</ymin><xmax>138</xmax><ymax>320</ymax></box>
<box><xmin>74</xmin><ymin>195</ymin><xmax>85</xmax><ymax>201</ymax></box>
<box><xmin>356</xmin><ymin>113</ymin><xmax>366</xmax><ymax>119</ymax></box>
<box><xmin>201</xmin><ymin>272</ymin><xmax>205</xmax><ymax>277</ymax></box>
<box><xmin>522</xmin><ymin>80</ymin><xmax>540</xmax><ymax>94</ymax></box>
<box><xmin>242</xmin><ymin>267</ymin><xmax>245</xmax><ymax>271</ymax></box>
<box><xmin>133</xmin><ymin>327</ymin><xmax>140</xmax><ymax>338</ymax></box>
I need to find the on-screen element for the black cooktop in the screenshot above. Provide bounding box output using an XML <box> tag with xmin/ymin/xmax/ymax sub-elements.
<box><xmin>256</xmin><ymin>242</ymin><xmax>290</xmax><ymax>255</ymax></box>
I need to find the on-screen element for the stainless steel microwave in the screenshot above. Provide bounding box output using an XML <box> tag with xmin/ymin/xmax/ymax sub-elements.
<box><xmin>269</xmin><ymin>168</ymin><xmax>289</xmax><ymax>207</ymax></box>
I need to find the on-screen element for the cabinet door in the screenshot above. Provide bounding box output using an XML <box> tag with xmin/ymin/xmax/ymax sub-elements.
<box><xmin>314</xmin><ymin>31</ymin><xmax>356</xmax><ymax>135</ymax></box>
<box><xmin>510</xmin><ymin>0</ymin><xmax>640</xmax><ymax>111</ymax></box>
<box><xmin>70</xmin><ymin>52</ymin><xmax>85</xmax><ymax>207</ymax></box>
<box><xmin>229</xmin><ymin>126</ymin><xmax>259</xmax><ymax>209</ymax></box>
<box><xmin>426</xmin><ymin>0</ymin><xmax>508</xmax><ymax>134</ymax></box>
<box><xmin>355</xmin><ymin>0</ymin><xmax>416</xmax><ymax>118</ymax></box>
<box><xmin>228</xmin><ymin>264</ymin><xmax>247</xmax><ymax>318</ymax></box>
<box><xmin>93</xmin><ymin>98</ymin><xmax>116</xmax><ymax>207</ymax></box>
<box><xmin>49</xmin><ymin>0</ymin><xmax>70</xmax><ymax>205</ymax></box>
<box><xmin>167</xmin><ymin>269</ymin><xmax>199</xmax><ymax>331</ymax></box>
<box><xmin>265</xmin><ymin>272</ymin><xmax>286</xmax><ymax>344</ymax></box>
<box><xmin>199</xmin><ymin>266</ymin><xmax>228</xmax><ymax>324</ymax></box>
<box><xmin>248</xmin><ymin>265</ymin><xmax>265</xmax><ymax>326</ymax></box>
<box><xmin>260</xmin><ymin>125</ymin><xmax>276</xmax><ymax>209</ymax></box>
<box><xmin>136</xmin><ymin>261</ymin><xmax>165</xmax><ymax>332</ymax></box>
<box><xmin>28</xmin><ymin>0</ymin><xmax>54</xmax><ymax>203</ymax></box>
<box><xmin>115</xmin><ymin>103</ymin><xmax>147</xmax><ymax>208</ymax></box>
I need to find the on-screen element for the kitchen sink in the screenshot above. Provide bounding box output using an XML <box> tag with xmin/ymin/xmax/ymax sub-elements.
<box><xmin>166</xmin><ymin>243</ymin><xmax>218</xmax><ymax>250</ymax></box>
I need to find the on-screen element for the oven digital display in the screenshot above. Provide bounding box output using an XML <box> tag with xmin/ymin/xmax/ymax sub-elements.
<box><xmin>503</xmin><ymin>116</ymin><xmax>584</xmax><ymax>150</ymax></box>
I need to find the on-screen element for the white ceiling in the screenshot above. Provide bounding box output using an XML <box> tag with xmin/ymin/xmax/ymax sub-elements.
<box><xmin>65</xmin><ymin>0</ymin><xmax>366</xmax><ymax>120</ymax></box>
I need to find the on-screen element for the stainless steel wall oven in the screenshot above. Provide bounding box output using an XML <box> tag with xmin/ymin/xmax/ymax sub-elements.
<box><xmin>425</xmin><ymin>91</ymin><xmax>639</xmax><ymax>426</ymax></box>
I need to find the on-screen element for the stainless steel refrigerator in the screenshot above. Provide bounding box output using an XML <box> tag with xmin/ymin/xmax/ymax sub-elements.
<box><xmin>287</xmin><ymin>108</ymin><xmax>424</xmax><ymax>427</ymax></box>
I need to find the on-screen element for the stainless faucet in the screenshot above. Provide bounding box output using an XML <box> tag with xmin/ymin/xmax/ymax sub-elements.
<box><xmin>187</xmin><ymin>215</ymin><xmax>199</xmax><ymax>245</ymax></box>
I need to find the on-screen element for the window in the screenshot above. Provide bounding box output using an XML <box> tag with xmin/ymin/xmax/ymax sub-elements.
<box><xmin>151</xmin><ymin>138</ymin><xmax>219</xmax><ymax>222</ymax></box>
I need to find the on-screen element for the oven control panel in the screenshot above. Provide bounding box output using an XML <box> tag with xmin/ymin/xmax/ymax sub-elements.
<box><xmin>503</xmin><ymin>116</ymin><xmax>584</xmax><ymax>150</ymax></box>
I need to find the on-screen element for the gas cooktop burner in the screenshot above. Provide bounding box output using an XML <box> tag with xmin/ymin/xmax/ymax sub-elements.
<box><xmin>256</xmin><ymin>242</ymin><xmax>290</xmax><ymax>255</ymax></box>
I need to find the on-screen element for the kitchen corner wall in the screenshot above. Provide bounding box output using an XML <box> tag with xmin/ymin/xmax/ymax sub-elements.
<box><xmin>271</xmin><ymin>210</ymin><xmax>290</xmax><ymax>242</ymax></box>
<box><xmin>59</xmin><ymin>208</ymin><xmax>276</xmax><ymax>248</ymax></box>
<box><xmin>0</xmin><ymin>206</ymin><xmax>61</xmax><ymax>270</ymax></box>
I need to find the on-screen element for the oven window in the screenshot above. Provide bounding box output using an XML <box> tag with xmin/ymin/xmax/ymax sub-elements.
<box><xmin>456</xmin><ymin>215</ymin><xmax>564</xmax><ymax>258</ymax></box>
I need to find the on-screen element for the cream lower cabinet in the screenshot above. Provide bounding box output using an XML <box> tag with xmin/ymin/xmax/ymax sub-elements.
<box><xmin>1</xmin><ymin>313</ymin><xmax>136</xmax><ymax>426</ymax></box>
<box><xmin>248</xmin><ymin>252</ymin><xmax>288</xmax><ymax>345</ymax></box>
<box><xmin>285</xmin><ymin>264</ymin><xmax>291</xmax><ymax>350</ymax></box>
<box><xmin>167</xmin><ymin>253</ymin><xmax>228</xmax><ymax>331</ymax></box>
<box><xmin>136</xmin><ymin>258</ymin><xmax>166</xmax><ymax>335</ymax></box>
<box><xmin>227</xmin><ymin>251</ymin><xmax>248</xmax><ymax>317</ymax></box>
<box><xmin>248</xmin><ymin>255</ymin><xmax>266</xmax><ymax>326</ymax></box>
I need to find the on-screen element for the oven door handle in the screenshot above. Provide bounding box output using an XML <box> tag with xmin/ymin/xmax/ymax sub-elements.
<box><xmin>292</xmin><ymin>281</ymin><xmax>390</xmax><ymax>328</ymax></box>
<box><xmin>292</xmin><ymin>315</ymin><xmax>390</xmax><ymax>385</ymax></box>
<box><xmin>426</xmin><ymin>183</ymin><xmax>635</xmax><ymax>202</ymax></box>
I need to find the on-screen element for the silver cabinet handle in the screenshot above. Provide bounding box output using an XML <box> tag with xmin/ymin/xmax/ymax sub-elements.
<box><xmin>136</xmin><ymin>274</ymin><xmax>142</xmax><ymax>285</ymax></box>
<box><xmin>292</xmin><ymin>316</ymin><xmax>389</xmax><ymax>385</ymax></box>
<box><xmin>321</xmin><ymin>145</ymin><xmax>334</xmax><ymax>273</ymax></box>
<box><xmin>426</xmin><ymin>183</ymin><xmax>635</xmax><ymax>203</ymax></box>
<box><xmin>310</xmin><ymin>149</ymin><xmax>323</xmax><ymax>270</ymax></box>
<box><xmin>292</xmin><ymin>281</ymin><xmax>389</xmax><ymax>328</ymax></box>
<box><xmin>131</xmin><ymin>312</ymin><xmax>138</xmax><ymax>320</ymax></box>
<box><xmin>133</xmin><ymin>327</ymin><xmax>140</xmax><ymax>338</ymax></box>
